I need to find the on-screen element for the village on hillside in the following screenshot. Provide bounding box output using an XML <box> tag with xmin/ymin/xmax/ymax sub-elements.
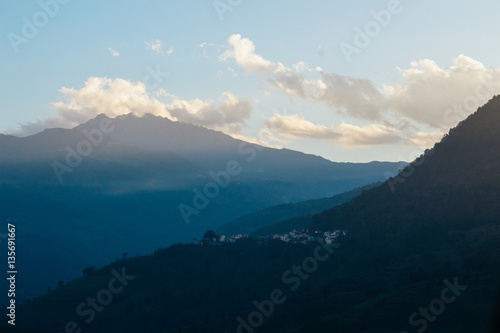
<box><xmin>193</xmin><ymin>229</ymin><xmax>346</xmax><ymax>245</ymax></box>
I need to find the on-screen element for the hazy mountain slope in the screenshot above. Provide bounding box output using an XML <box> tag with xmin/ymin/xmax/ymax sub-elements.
<box><xmin>75</xmin><ymin>113</ymin><xmax>239</xmax><ymax>169</ymax></box>
<box><xmin>217</xmin><ymin>183</ymin><xmax>380</xmax><ymax>236</ymax></box>
<box><xmin>0</xmin><ymin>128</ymin><xmax>196</xmax><ymax>186</ymax></box>
<box><xmin>76</xmin><ymin>114</ymin><xmax>403</xmax><ymax>199</ymax></box>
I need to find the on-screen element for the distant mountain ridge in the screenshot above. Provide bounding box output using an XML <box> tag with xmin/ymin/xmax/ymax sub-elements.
<box><xmin>0</xmin><ymin>113</ymin><xmax>402</xmax><ymax>302</ymax></box>
<box><xmin>76</xmin><ymin>113</ymin><xmax>404</xmax><ymax>188</ymax></box>
<box><xmin>75</xmin><ymin>113</ymin><xmax>239</xmax><ymax>169</ymax></box>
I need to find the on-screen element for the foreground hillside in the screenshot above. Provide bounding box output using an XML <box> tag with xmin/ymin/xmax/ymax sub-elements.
<box><xmin>313</xmin><ymin>95</ymin><xmax>500</xmax><ymax>253</ymax></box>
<box><xmin>8</xmin><ymin>231</ymin><xmax>500</xmax><ymax>333</ymax></box>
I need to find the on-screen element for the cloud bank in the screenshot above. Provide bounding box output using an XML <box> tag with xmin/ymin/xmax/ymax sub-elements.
<box><xmin>220</xmin><ymin>34</ymin><xmax>500</xmax><ymax>147</ymax></box>
<box><xmin>10</xmin><ymin>34</ymin><xmax>500</xmax><ymax>151</ymax></box>
<box><xmin>12</xmin><ymin>77</ymin><xmax>251</xmax><ymax>136</ymax></box>
<box><xmin>263</xmin><ymin>114</ymin><xmax>401</xmax><ymax>147</ymax></box>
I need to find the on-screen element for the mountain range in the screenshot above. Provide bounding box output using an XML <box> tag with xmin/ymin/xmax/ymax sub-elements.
<box><xmin>0</xmin><ymin>114</ymin><xmax>401</xmax><ymax>302</ymax></box>
<box><xmin>6</xmin><ymin>96</ymin><xmax>500</xmax><ymax>333</ymax></box>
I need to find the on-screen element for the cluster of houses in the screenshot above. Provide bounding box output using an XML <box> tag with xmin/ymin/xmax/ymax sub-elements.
<box><xmin>269</xmin><ymin>230</ymin><xmax>344</xmax><ymax>244</ymax></box>
<box><xmin>193</xmin><ymin>229</ymin><xmax>346</xmax><ymax>245</ymax></box>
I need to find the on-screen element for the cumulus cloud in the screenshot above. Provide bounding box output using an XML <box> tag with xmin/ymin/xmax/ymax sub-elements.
<box><xmin>385</xmin><ymin>55</ymin><xmax>500</xmax><ymax>128</ymax></box>
<box><xmin>220</xmin><ymin>34</ymin><xmax>385</xmax><ymax>121</ymax></box>
<box><xmin>409</xmin><ymin>130</ymin><xmax>446</xmax><ymax>149</ymax></box>
<box><xmin>219</xmin><ymin>34</ymin><xmax>274</xmax><ymax>74</ymax></box>
<box><xmin>108</xmin><ymin>47</ymin><xmax>120</xmax><ymax>57</ymax></box>
<box><xmin>220</xmin><ymin>35</ymin><xmax>500</xmax><ymax>135</ymax></box>
<box><xmin>44</xmin><ymin>77</ymin><xmax>167</xmax><ymax>131</ymax></box>
<box><xmin>264</xmin><ymin>114</ymin><xmax>337</xmax><ymax>140</ymax></box>
<box><xmin>166</xmin><ymin>92</ymin><xmax>251</xmax><ymax>134</ymax></box>
<box><xmin>263</xmin><ymin>114</ymin><xmax>401</xmax><ymax>147</ymax></box>
<box><xmin>272</xmin><ymin>69</ymin><xmax>386</xmax><ymax>121</ymax></box>
<box><xmin>11</xmin><ymin>77</ymin><xmax>252</xmax><ymax>136</ymax></box>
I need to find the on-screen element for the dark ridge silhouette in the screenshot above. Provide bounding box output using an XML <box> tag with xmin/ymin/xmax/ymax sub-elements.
<box><xmin>491</xmin><ymin>289</ymin><xmax>500</xmax><ymax>333</ymax></box>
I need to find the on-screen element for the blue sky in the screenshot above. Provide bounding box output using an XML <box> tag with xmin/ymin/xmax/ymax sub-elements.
<box><xmin>2</xmin><ymin>0</ymin><xmax>500</xmax><ymax>162</ymax></box>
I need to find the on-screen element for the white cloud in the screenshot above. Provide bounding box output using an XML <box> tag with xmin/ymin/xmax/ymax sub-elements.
<box><xmin>263</xmin><ymin>114</ymin><xmax>401</xmax><ymax>147</ymax></box>
<box><xmin>146</xmin><ymin>39</ymin><xmax>164</xmax><ymax>54</ymax></box>
<box><xmin>220</xmin><ymin>34</ymin><xmax>385</xmax><ymax>121</ymax></box>
<box><xmin>166</xmin><ymin>91</ymin><xmax>252</xmax><ymax>134</ymax></box>
<box><xmin>145</xmin><ymin>40</ymin><xmax>173</xmax><ymax>55</ymax></box>
<box><xmin>220</xmin><ymin>34</ymin><xmax>500</xmax><ymax>146</ymax></box>
<box><xmin>409</xmin><ymin>130</ymin><xmax>445</xmax><ymax>149</ymax></box>
<box><xmin>333</xmin><ymin>122</ymin><xmax>402</xmax><ymax>147</ymax></box>
<box><xmin>271</xmin><ymin>69</ymin><xmax>385</xmax><ymax>121</ymax></box>
<box><xmin>385</xmin><ymin>55</ymin><xmax>500</xmax><ymax>129</ymax></box>
<box><xmin>219</xmin><ymin>34</ymin><xmax>274</xmax><ymax>74</ymax></box>
<box><xmin>52</xmin><ymin>77</ymin><xmax>166</xmax><ymax>124</ymax></box>
<box><xmin>10</xmin><ymin>77</ymin><xmax>252</xmax><ymax>136</ymax></box>
<box><xmin>264</xmin><ymin>114</ymin><xmax>335</xmax><ymax>140</ymax></box>
<box><xmin>199</xmin><ymin>42</ymin><xmax>216</xmax><ymax>48</ymax></box>
<box><xmin>292</xmin><ymin>61</ymin><xmax>307</xmax><ymax>72</ymax></box>
<box><xmin>108</xmin><ymin>47</ymin><xmax>119</xmax><ymax>57</ymax></box>
<box><xmin>199</xmin><ymin>42</ymin><xmax>216</xmax><ymax>56</ymax></box>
